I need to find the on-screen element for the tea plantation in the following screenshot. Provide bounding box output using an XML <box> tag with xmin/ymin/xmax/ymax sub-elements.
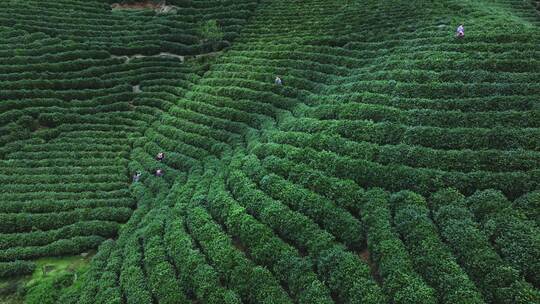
<box><xmin>0</xmin><ymin>0</ymin><xmax>539</xmax><ymax>303</ymax></box>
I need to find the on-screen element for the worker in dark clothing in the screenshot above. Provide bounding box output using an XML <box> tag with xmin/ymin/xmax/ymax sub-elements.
<box><xmin>156</xmin><ymin>152</ymin><xmax>165</xmax><ymax>161</ymax></box>
<box><xmin>133</xmin><ymin>172</ymin><xmax>142</xmax><ymax>182</ymax></box>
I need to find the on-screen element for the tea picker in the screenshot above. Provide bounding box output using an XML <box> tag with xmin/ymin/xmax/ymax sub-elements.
<box><xmin>156</xmin><ymin>152</ymin><xmax>165</xmax><ymax>161</ymax></box>
<box><xmin>456</xmin><ymin>24</ymin><xmax>464</xmax><ymax>38</ymax></box>
<box><xmin>133</xmin><ymin>172</ymin><xmax>142</xmax><ymax>182</ymax></box>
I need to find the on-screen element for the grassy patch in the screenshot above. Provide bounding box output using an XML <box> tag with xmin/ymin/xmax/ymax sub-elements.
<box><xmin>0</xmin><ymin>252</ymin><xmax>95</xmax><ymax>304</ymax></box>
<box><xmin>29</xmin><ymin>253</ymin><xmax>94</xmax><ymax>284</ymax></box>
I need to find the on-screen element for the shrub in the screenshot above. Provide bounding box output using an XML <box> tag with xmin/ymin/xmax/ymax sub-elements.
<box><xmin>0</xmin><ymin>260</ymin><xmax>35</xmax><ymax>278</ymax></box>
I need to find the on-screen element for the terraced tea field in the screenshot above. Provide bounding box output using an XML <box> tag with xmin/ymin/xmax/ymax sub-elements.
<box><xmin>0</xmin><ymin>0</ymin><xmax>539</xmax><ymax>303</ymax></box>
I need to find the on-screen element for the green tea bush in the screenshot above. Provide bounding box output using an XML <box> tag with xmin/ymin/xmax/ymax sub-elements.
<box><xmin>467</xmin><ymin>190</ymin><xmax>540</xmax><ymax>286</ymax></box>
<box><xmin>390</xmin><ymin>191</ymin><xmax>484</xmax><ymax>304</ymax></box>
<box><xmin>431</xmin><ymin>188</ymin><xmax>540</xmax><ymax>303</ymax></box>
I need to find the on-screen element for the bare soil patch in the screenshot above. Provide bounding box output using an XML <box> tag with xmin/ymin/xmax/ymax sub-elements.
<box><xmin>111</xmin><ymin>1</ymin><xmax>178</xmax><ymax>13</ymax></box>
<box><xmin>358</xmin><ymin>249</ymin><xmax>383</xmax><ymax>284</ymax></box>
<box><xmin>111</xmin><ymin>52</ymin><xmax>185</xmax><ymax>63</ymax></box>
<box><xmin>111</xmin><ymin>1</ymin><xmax>162</xmax><ymax>10</ymax></box>
<box><xmin>232</xmin><ymin>237</ymin><xmax>247</xmax><ymax>253</ymax></box>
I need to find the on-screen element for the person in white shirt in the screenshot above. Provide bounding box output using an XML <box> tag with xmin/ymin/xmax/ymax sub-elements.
<box><xmin>456</xmin><ymin>24</ymin><xmax>464</xmax><ymax>38</ymax></box>
<box><xmin>156</xmin><ymin>152</ymin><xmax>164</xmax><ymax>161</ymax></box>
<box><xmin>133</xmin><ymin>172</ymin><xmax>142</xmax><ymax>182</ymax></box>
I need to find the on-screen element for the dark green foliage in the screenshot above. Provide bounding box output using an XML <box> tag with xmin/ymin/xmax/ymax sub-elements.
<box><xmin>390</xmin><ymin>191</ymin><xmax>485</xmax><ymax>304</ymax></box>
<box><xmin>120</xmin><ymin>236</ymin><xmax>153</xmax><ymax>304</ymax></box>
<box><xmin>164</xmin><ymin>215</ymin><xmax>242</xmax><ymax>304</ymax></box>
<box><xmin>199</xmin><ymin>20</ymin><xmax>225</xmax><ymax>43</ymax></box>
<box><xmin>0</xmin><ymin>261</ymin><xmax>35</xmax><ymax>278</ymax></box>
<box><xmin>0</xmin><ymin>221</ymin><xmax>118</xmax><ymax>250</ymax></box>
<box><xmin>281</xmin><ymin>117</ymin><xmax>540</xmax><ymax>151</ymax></box>
<box><xmin>257</xmin><ymin>155</ymin><xmax>450</xmax><ymax>304</ymax></box>
<box><xmin>252</xmin><ymin>142</ymin><xmax>538</xmax><ymax>199</ymax></box>
<box><xmin>76</xmin><ymin>240</ymin><xmax>116</xmax><ymax>304</ymax></box>
<box><xmin>431</xmin><ymin>188</ymin><xmax>540</xmax><ymax>303</ymax></box>
<box><xmin>0</xmin><ymin>236</ymin><xmax>105</xmax><ymax>262</ymax></box>
<box><xmin>362</xmin><ymin>189</ymin><xmax>437</xmax><ymax>304</ymax></box>
<box><xmin>142</xmin><ymin>220</ymin><xmax>190</xmax><ymax>304</ymax></box>
<box><xmin>184</xmin><ymin>206</ymin><xmax>293</xmax><ymax>304</ymax></box>
<box><xmin>514</xmin><ymin>191</ymin><xmax>540</xmax><ymax>227</ymax></box>
<box><xmin>25</xmin><ymin>271</ymin><xmax>76</xmax><ymax>304</ymax></box>
<box><xmin>226</xmin><ymin>164</ymin><xmax>386</xmax><ymax>304</ymax></box>
<box><xmin>206</xmin><ymin>172</ymin><xmax>334</xmax><ymax>304</ymax></box>
<box><xmin>266</xmin><ymin>129</ymin><xmax>540</xmax><ymax>173</ymax></box>
<box><xmin>0</xmin><ymin>208</ymin><xmax>131</xmax><ymax>234</ymax></box>
<box><xmin>241</xmin><ymin>155</ymin><xmax>365</xmax><ymax>250</ymax></box>
<box><xmin>467</xmin><ymin>190</ymin><xmax>540</xmax><ymax>287</ymax></box>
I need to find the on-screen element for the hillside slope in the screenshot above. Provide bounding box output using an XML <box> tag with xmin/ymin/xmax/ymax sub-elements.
<box><xmin>0</xmin><ymin>0</ymin><xmax>539</xmax><ymax>303</ymax></box>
